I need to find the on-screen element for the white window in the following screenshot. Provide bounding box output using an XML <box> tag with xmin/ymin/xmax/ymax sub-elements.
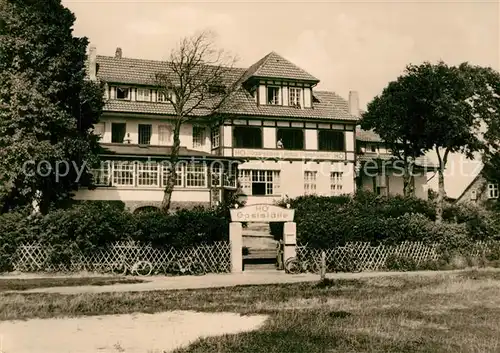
<box><xmin>185</xmin><ymin>163</ymin><xmax>207</xmax><ymax>188</ymax></box>
<box><xmin>91</xmin><ymin>161</ymin><xmax>110</xmax><ymax>186</ymax></box>
<box><xmin>223</xmin><ymin>166</ymin><xmax>237</xmax><ymax>188</ymax></box>
<box><xmin>136</xmin><ymin>88</ymin><xmax>150</xmax><ymax>102</ymax></box>
<box><xmin>289</xmin><ymin>87</ymin><xmax>302</xmax><ymax>107</ymax></box>
<box><xmin>488</xmin><ymin>183</ymin><xmax>499</xmax><ymax>199</ymax></box>
<box><xmin>112</xmin><ymin>161</ymin><xmax>135</xmax><ymax>186</ymax></box>
<box><xmin>115</xmin><ymin>87</ymin><xmax>130</xmax><ymax>100</ymax></box>
<box><xmin>238</xmin><ymin>170</ymin><xmax>280</xmax><ymax>196</ymax></box>
<box><xmin>93</xmin><ymin>122</ymin><xmax>105</xmax><ymax>139</ymax></box>
<box><xmin>211</xmin><ymin>126</ymin><xmax>220</xmax><ymax>149</ymax></box>
<box><xmin>330</xmin><ymin>172</ymin><xmax>343</xmax><ymax>196</ymax></box>
<box><xmin>192</xmin><ymin>126</ymin><xmax>206</xmax><ymax>148</ymax></box>
<box><xmin>157</xmin><ymin>90</ymin><xmax>173</xmax><ymax>103</ymax></box>
<box><xmin>158</xmin><ymin>124</ymin><xmax>171</xmax><ymax>145</ymax></box>
<box><xmin>267</xmin><ymin>86</ymin><xmax>281</xmax><ymax>105</ymax></box>
<box><xmin>210</xmin><ymin>163</ymin><xmax>223</xmax><ymax>187</ymax></box>
<box><xmin>136</xmin><ymin>161</ymin><xmax>159</xmax><ymax>187</ymax></box>
<box><xmin>304</xmin><ymin>171</ymin><xmax>317</xmax><ymax>195</ymax></box>
<box><xmin>161</xmin><ymin>163</ymin><xmax>184</xmax><ymax>188</ymax></box>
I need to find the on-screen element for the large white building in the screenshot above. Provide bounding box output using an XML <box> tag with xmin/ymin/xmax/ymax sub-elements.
<box><xmin>75</xmin><ymin>47</ymin><xmax>432</xmax><ymax>212</ymax></box>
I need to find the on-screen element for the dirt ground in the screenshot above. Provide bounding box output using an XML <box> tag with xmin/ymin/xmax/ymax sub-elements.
<box><xmin>0</xmin><ymin>311</ymin><xmax>268</xmax><ymax>353</ymax></box>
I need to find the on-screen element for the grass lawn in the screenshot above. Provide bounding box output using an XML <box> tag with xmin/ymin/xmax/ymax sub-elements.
<box><xmin>0</xmin><ymin>276</ymin><xmax>145</xmax><ymax>292</ymax></box>
<box><xmin>1</xmin><ymin>270</ymin><xmax>500</xmax><ymax>352</ymax></box>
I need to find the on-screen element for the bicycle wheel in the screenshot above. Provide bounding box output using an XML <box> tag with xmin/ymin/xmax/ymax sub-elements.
<box><xmin>308</xmin><ymin>260</ymin><xmax>321</xmax><ymax>274</ymax></box>
<box><xmin>133</xmin><ymin>260</ymin><xmax>153</xmax><ymax>276</ymax></box>
<box><xmin>284</xmin><ymin>257</ymin><xmax>301</xmax><ymax>274</ymax></box>
<box><xmin>164</xmin><ymin>261</ymin><xmax>179</xmax><ymax>275</ymax></box>
<box><xmin>189</xmin><ymin>262</ymin><xmax>206</xmax><ymax>276</ymax></box>
<box><xmin>111</xmin><ymin>262</ymin><xmax>128</xmax><ymax>276</ymax></box>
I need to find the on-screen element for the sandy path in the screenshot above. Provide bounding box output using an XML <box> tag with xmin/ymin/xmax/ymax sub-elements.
<box><xmin>0</xmin><ymin>311</ymin><xmax>268</xmax><ymax>353</ymax></box>
<box><xmin>9</xmin><ymin>268</ymin><xmax>485</xmax><ymax>295</ymax></box>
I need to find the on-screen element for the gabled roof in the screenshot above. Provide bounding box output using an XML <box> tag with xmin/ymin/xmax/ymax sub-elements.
<box><xmin>455</xmin><ymin>166</ymin><xmax>485</xmax><ymax>202</ymax></box>
<box><xmin>242</xmin><ymin>51</ymin><xmax>319</xmax><ymax>83</ymax></box>
<box><xmin>96</xmin><ymin>55</ymin><xmax>246</xmax><ymax>86</ymax></box>
<box><xmin>94</xmin><ymin>54</ymin><xmax>356</xmax><ymax>121</ymax></box>
<box><xmin>356</xmin><ymin>126</ymin><xmax>383</xmax><ymax>142</ymax></box>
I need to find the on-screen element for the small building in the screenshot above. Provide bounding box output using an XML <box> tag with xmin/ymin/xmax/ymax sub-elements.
<box><xmin>75</xmin><ymin>47</ymin><xmax>433</xmax><ymax>212</ymax></box>
<box><xmin>455</xmin><ymin>167</ymin><xmax>499</xmax><ymax>205</ymax></box>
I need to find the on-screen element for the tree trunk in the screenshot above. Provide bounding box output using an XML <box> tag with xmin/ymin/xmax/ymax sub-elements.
<box><xmin>38</xmin><ymin>189</ymin><xmax>51</xmax><ymax>215</ymax></box>
<box><xmin>402</xmin><ymin>162</ymin><xmax>415</xmax><ymax>197</ymax></box>
<box><xmin>435</xmin><ymin>148</ymin><xmax>449</xmax><ymax>224</ymax></box>
<box><xmin>161</xmin><ymin>121</ymin><xmax>182</xmax><ymax>213</ymax></box>
<box><xmin>435</xmin><ymin>168</ymin><xmax>445</xmax><ymax>223</ymax></box>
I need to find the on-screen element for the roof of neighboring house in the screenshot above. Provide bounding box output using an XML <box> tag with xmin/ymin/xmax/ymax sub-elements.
<box><xmin>241</xmin><ymin>51</ymin><xmax>319</xmax><ymax>83</ymax></box>
<box><xmin>356</xmin><ymin>126</ymin><xmax>383</xmax><ymax>142</ymax></box>
<box><xmin>357</xmin><ymin>153</ymin><xmax>437</xmax><ymax>168</ymax></box>
<box><xmin>99</xmin><ymin>143</ymin><xmax>242</xmax><ymax>160</ymax></box>
<box><xmin>455</xmin><ymin>166</ymin><xmax>485</xmax><ymax>202</ymax></box>
<box><xmin>94</xmin><ymin>53</ymin><xmax>356</xmax><ymax>121</ymax></box>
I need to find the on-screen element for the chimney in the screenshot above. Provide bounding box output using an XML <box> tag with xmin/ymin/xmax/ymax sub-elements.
<box><xmin>115</xmin><ymin>47</ymin><xmax>122</xmax><ymax>59</ymax></box>
<box><xmin>348</xmin><ymin>90</ymin><xmax>360</xmax><ymax>117</ymax></box>
<box><xmin>88</xmin><ymin>45</ymin><xmax>97</xmax><ymax>81</ymax></box>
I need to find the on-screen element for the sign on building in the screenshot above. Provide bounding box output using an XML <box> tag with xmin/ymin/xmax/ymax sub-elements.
<box><xmin>230</xmin><ymin>204</ymin><xmax>295</xmax><ymax>223</ymax></box>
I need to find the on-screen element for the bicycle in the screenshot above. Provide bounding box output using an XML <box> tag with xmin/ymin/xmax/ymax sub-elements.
<box><xmin>110</xmin><ymin>255</ymin><xmax>153</xmax><ymax>276</ymax></box>
<box><xmin>164</xmin><ymin>255</ymin><xmax>206</xmax><ymax>276</ymax></box>
<box><xmin>284</xmin><ymin>252</ymin><xmax>320</xmax><ymax>274</ymax></box>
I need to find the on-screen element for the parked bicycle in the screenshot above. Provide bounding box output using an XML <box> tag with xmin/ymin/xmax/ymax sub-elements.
<box><xmin>163</xmin><ymin>254</ymin><xmax>206</xmax><ymax>276</ymax></box>
<box><xmin>284</xmin><ymin>250</ymin><xmax>320</xmax><ymax>274</ymax></box>
<box><xmin>110</xmin><ymin>254</ymin><xmax>153</xmax><ymax>276</ymax></box>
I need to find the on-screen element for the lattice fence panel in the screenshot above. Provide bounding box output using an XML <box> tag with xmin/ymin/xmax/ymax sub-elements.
<box><xmin>297</xmin><ymin>242</ymin><xmax>443</xmax><ymax>273</ymax></box>
<box><xmin>13</xmin><ymin>241</ymin><xmax>231</xmax><ymax>275</ymax></box>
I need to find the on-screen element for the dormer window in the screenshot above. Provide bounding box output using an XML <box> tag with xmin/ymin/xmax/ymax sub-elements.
<box><xmin>157</xmin><ymin>90</ymin><xmax>173</xmax><ymax>103</ymax></box>
<box><xmin>267</xmin><ymin>86</ymin><xmax>280</xmax><ymax>105</ymax></box>
<box><xmin>289</xmin><ymin>87</ymin><xmax>302</xmax><ymax>108</ymax></box>
<box><xmin>136</xmin><ymin>88</ymin><xmax>150</xmax><ymax>102</ymax></box>
<box><xmin>116</xmin><ymin>87</ymin><xmax>130</xmax><ymax>100</ymax></box>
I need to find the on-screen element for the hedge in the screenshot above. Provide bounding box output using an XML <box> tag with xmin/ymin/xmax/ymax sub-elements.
<box><xmin>0</xmin><ymin>200</ymin><xmax>236</xmax><ymax>272</ymax></box>
<box><xmin>270</xmin><ymin>191</ymin><xmax>500</xmax><ymax>248</ymax></box>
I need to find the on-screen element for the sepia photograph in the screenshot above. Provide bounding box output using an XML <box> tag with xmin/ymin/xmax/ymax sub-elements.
<box><xmin>0</xmin><ymin>0</ymin><xmax>499</xmax><ymax>352</ymax></box>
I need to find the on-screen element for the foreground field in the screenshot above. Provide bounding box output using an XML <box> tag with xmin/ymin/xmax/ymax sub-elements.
<box><xmin>1</xmin><ymin>270</ymin><xmax>500</xmax><ymax>352</ymax></box>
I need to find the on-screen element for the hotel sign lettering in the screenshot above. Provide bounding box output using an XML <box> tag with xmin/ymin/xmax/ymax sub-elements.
<box><xmin>230</xmin><ymin>204</ymin><xmax>295</xmax><ymax>223</ymax></box>
<box><xmin>233</xmin><ymin>148</ymin><xmax>345</xmax><ymax>160</ymax></box>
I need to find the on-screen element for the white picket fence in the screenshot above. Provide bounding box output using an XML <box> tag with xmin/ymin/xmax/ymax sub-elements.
<box><xmin>13</xmin><ymin>241</ymin><xmax>231</xmax><ymax>274</ymax></box>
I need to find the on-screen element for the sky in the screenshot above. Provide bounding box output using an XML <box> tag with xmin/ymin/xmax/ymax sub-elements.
<box><xmin>63</xmin><ymin>0</ymin><xmax>500</xmax><ymax>198</ymax></box>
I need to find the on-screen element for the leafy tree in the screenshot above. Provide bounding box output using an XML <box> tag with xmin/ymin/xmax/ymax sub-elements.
<box><xmin>0</xmin><ymin>0</ymin><xmax>104</xmax><ymax>214</ymax></box>
<box><xmin>363</xmin><ymin>61</ymin><xmax>499</xmax><ymax>223</ymax></box>
<box><xmin>154</xmin><ymin>31</ymin><xmax>242</xmax><ymax>213</ymax></box>
<box><xmin>361</xmin><ymin>77</ymin><xmax>430</xmax><ymax>197</ymax></box>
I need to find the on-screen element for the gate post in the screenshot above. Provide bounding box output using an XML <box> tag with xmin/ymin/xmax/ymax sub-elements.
<box><xmin>229</xmin><ymin>222</ymin><xmax>243</xmax><ymax>273</ymax></box>
<box><xmin>283</xmin><ymin>222</ymin><xmax>297</xmax><ymax>265</ymax></box>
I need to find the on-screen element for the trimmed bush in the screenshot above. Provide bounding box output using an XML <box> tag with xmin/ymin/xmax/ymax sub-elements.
<box><xmin>270</xmin><ymin>191</ymin><xmax>437</xmax><ymax>247</ymax></box>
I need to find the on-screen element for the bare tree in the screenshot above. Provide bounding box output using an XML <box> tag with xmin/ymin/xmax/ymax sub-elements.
<box><xmin>155</xmin><ymin>31</ymin><xmax>242</xmax><ymax>213</ymax></box>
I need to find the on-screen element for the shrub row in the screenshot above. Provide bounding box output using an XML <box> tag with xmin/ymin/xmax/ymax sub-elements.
<box><xmin>0</xmin><ymin>201</ymin><xmax>234</xmax><ymax>272</ymax></box>
<box><xmin>270</xmin><ymin>191</ymin><xmax>500</xmax><ymax>249</ymax></box>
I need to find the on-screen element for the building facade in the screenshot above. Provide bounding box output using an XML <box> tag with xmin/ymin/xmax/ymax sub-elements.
<box><xmin>456</xmin><ymin>167</ymin><xmax>499</xmax><ymax>205</ymax></box>
<box><xmin>75</xmin><ymin>47</ymin><xmax>430</xmax><ymax>212</ymax></box>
